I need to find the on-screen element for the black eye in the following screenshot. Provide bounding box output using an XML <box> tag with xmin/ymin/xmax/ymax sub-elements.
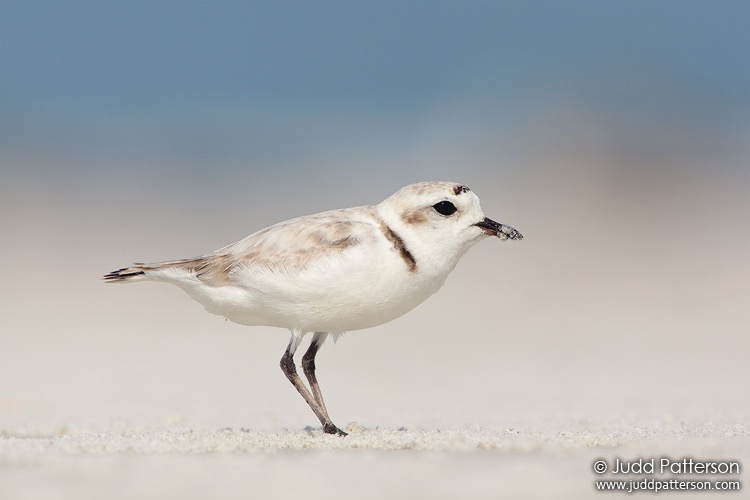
<box><xmin>432</xmin><ymin>201</ymin><xmax>457</xmax><ymax>216</ymax></box>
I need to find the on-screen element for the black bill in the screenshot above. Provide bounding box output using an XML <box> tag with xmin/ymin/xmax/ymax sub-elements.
<box><xmin>474</xmin><ymin>217</ymin><xmax>523</xmax><ymax>241</ymax></box>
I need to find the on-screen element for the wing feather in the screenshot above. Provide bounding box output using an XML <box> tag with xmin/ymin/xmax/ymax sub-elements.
<box><xmin>105</xmin><ymin>206</ymin><xmax>380</xmax><ymax>288</ymax></box>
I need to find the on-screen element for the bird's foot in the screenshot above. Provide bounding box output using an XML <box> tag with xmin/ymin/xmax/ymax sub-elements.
<box><xmin>323</xmin><ymin>422</ymin><xmax>348</xmax><ymax>436</ymax></box>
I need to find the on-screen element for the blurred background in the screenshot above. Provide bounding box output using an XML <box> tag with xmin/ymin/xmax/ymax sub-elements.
<box><xmin>1</xmin><ymin>1</ymin><xmax>749</xmax><ymax>432</ymax></box>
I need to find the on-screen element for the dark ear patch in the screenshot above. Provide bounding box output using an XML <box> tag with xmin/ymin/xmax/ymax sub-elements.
<box><xmin>402</xmin><ymin>209</ymin><xmax>428</xmax><ymax>225</ymax></box>
<box><xmin>453</xmin><ymin>184</ymin><xmax>470</xmax><ymax>195</ymax></box>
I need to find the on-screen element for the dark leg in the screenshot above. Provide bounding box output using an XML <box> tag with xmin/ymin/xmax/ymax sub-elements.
<box><xmin>302</xmin><ymin>333</ymin><xmax>346</xmax><ymax>436</ymax></box>
<box><xmin>279</xmin><ymin>336</ymin><xmax>346</xmax><ymax>436</ymax></box>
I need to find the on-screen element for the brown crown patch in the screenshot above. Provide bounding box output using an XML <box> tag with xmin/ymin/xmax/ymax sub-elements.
<box><xmin>453</xmin><ymin>184</ymin><xmax>470</xmax><ymax>195</ymax></box>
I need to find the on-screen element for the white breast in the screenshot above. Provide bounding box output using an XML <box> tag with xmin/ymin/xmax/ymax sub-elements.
<box><xmin>165</xmin><ymin>215</ymin><xmax>447</xmax><ymax>333</ymax></box>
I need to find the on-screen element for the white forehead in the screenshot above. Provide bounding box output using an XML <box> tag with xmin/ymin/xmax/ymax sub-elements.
<box><xmin>380</xmin><ymin>181</ymin><xmax>482</xmax><ymax>212</ymax></box>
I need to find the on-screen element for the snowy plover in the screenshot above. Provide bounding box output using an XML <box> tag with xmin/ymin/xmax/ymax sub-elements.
<box><xmin>104</xmin><ymin>181</ymin><xmax>522</xmax><ymax>435</ymax></box>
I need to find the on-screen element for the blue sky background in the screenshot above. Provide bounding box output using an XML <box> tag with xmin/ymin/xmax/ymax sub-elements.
<box><xmin>2</xmin><ymin>1</ymin><xmax>748</xmax><ymax>187</ymax></box>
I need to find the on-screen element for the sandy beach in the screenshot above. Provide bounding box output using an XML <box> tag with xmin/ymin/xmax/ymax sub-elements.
<box><xmin>3</xmin><ymin>419</ymin><xmax>748</xmax><ymax>499</ymax></box>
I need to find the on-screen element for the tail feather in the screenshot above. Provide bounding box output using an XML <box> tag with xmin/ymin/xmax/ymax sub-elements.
<box><xmin>103</xmin><ymin>257</ymin><xmax>211</xmax><ymax>283</ymax></box>
<box><xmin>103</xmin><ymin>264</ymin><xmax>148</xmax><ymax>282</ymax></box>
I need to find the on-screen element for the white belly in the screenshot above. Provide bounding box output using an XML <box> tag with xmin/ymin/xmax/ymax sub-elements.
<box><xmin>171</xmin><ymin>241</ymin><xmax>450</xmax><ymax>333</ymax></box>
